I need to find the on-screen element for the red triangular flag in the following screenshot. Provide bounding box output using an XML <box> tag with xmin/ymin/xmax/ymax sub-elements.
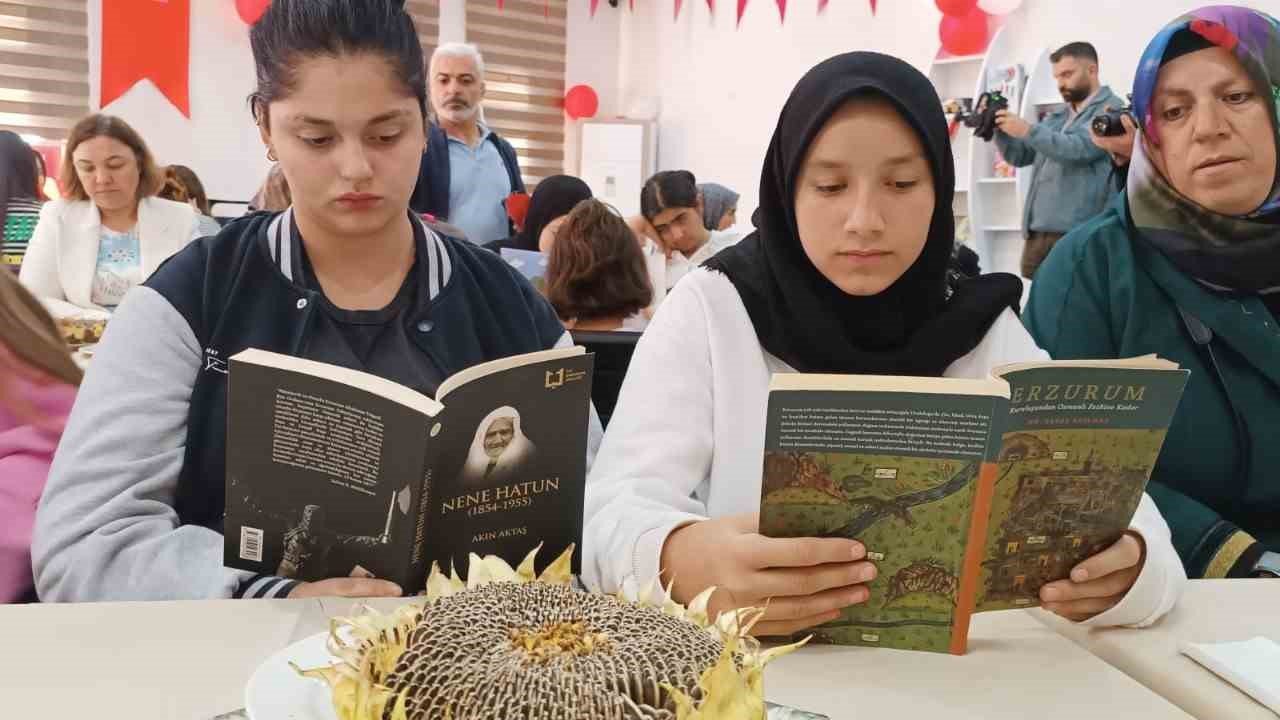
<box><xmin>497</xmin><ymin>0</ymin><xmax>504</xmax><ymax>8</ymax></box>
<box><xmin>737</xmin><ymin>0</ymin><xmax>748</xmax><ymax>25</ymax></box>
<box><xmin>590</xmin><ymin>0</ymin><xmax>600</xmax><ymax>16</ymax></box>
<box><xmin>776</xmin><ymin>0</ymin><xmax>786</xmax><ymax>21</ymax></box>
<box><xmin>870</xmin><ymin>0</ymin><xmax>878</xmax><ymax>14</ymax></box>
<box><xmin>818</xmin><ymin>0</ymin><xmax>829</xmax><ymax>13</ymax></box>
<box><xmin>675</xmin><ymin>0</ymin><xmax>683</xmax><ymax>19</ymax></box>
<box><xmin>630</xmin><ymin>0</ymin><xmax>635</xmax><ymax>10</ymax></box>
<box><xmin>707</xmin><ymin>0</ymin><xmax>715</xmax><ymax>12</ymax></box>
<box><xmin>101</xmin><ymin>0</ymin><xmax>190</xmax><ymax>117</ymax></box>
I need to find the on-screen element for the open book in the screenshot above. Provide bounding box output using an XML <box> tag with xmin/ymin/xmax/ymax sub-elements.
<box><xmin>223</xmin><ymin>347</ymin><xmax>594</xmax><ymax>591</ymax></box>
<box><xmin>759</xmin><ymin>357</ymin><xmax>1189</xmax><ymax>654</ymax></box>
<box><xmin>500</xmin><ymin>248</ymin><xmax>548</xmax><ymax>294</ymax></box>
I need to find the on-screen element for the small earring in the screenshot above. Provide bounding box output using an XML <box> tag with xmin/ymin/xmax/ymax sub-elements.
<box><xmin>267</xmin><ymin>148</ymin><xmax>277</xmax><ymax>162</ymax></box>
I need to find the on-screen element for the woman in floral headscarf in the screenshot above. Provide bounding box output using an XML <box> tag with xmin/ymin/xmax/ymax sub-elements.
<box><xmin>1027</xmin><ymin>6</ymin><xmax>1280</xmax><ymax>581</ymax></box>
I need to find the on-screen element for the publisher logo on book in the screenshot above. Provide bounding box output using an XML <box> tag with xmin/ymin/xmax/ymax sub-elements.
<box><xmin>545</xmin><ymin>367</ymin><xmax>587</xmax><ymax>390</ymax></box>
<box><xmin>204</xmin><ymin>347</ymin><xmax>228</xmax><ymax>375</ymax></box>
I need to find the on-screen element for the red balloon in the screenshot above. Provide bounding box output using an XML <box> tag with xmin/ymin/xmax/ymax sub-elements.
<box><xmin>564</xmin><ymin>85</ymin><xmax>599</xmax><ymax>120</ymax></box>
<box><xmin>940</xmin><ymin>8</ymin><xmax>989</xmax><ymax>56</ymax></box>
<box><xmin>236</xmin><ymin>0</ymin><xmax>271</xmax><ymax>25</ymax></box>
<box><xmin>935</xmin><ymin>0</ymin><xmax>977</xmax><ymax>16</ymax></box>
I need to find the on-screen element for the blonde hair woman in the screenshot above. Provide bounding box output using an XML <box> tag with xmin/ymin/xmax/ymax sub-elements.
<box><xmin>19</xmin><ymin>114</ymin><xmax>201</xmax><ymax>316</ymax></box>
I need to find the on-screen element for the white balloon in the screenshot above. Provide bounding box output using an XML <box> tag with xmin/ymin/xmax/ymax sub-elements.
<box><xmin>977</xmin><ymin>0</ymin><xmax>1022</xmax><ymax>14</ymax></box>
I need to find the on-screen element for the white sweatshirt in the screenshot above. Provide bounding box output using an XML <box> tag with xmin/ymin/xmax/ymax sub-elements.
<box><xmin>583</xmin><ymin>269</ymin><xmax>1185</xmax><ymax>628</ymax></box>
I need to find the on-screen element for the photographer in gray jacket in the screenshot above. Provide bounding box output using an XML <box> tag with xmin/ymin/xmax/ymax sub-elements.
<box><xmin>995</xmin><ymin>42</ymin><xmax>1120</xmax><ymax>278</ymax></box>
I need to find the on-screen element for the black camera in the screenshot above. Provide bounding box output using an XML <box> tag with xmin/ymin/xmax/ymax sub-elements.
<box><xmin>1091</xmin><ymin>96</ymin><xmax>1134</xmax><ymax>137</ymax></box>
<box><xmin>962</xmin><ymin>91</ymin><xmax>1010</xmax><ymax>142</ymax></box>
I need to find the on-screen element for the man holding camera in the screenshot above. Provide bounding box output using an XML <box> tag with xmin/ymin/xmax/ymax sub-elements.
<box><xmin>994</xmin><ymin>42</ymin><xmax>1122</xmax><ymax>279</ymax></box>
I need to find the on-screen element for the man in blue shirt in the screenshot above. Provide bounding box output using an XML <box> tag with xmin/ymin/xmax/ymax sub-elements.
<box><xmin>410</xmin><ymin>43</ymin><xmax>525</xmax><ymax>244</ymax></box>
<box><xmin>993</xmin><ymin>42</ymin><xmax>1120</xmax><ymax>279</ymax></box>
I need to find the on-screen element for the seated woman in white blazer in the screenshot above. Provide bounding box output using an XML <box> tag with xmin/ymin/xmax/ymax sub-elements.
<box><xmin>583</xmin><ymin>52</ymin><xmax>1186</xmax><ymax>637</ymax></box>
<box><xmin>19</xmin><ymin>114</ymin><xmax>201</xmax><ymax>317</ymax></box>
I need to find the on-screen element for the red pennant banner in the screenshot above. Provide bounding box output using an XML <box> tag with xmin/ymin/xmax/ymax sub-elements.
<box><xmin>776</xmin><ymin>0</ymin><xmax>786</xmax><ymax>20</ymax></box>
<box><xmin>737</xmin><ymin>0</ymin><xmax>748</xmax><ymax>24</ymax></box>
<box><xmin>675</xmin><ymin>0</ymin><xmax>683</xmax><ymax>19</ymax></box>
<box><xmin>707</xmin><ymin>0</ymin><xmax>715</xmax><ymax>12</ymax></box>
<box><xmin>818</xmin><ymin>0</ymin><xmax>830</xmax><ymax>13</ymax></box>
<box><xmin>101</xmin><ymin>0</ymin><xmax>190</xmax><ymax>117</ymax></box>
<box><xmin>590</xmin><ymin>0</ymin><xmax>600</xmax><ymax>16</ymax></box>
<box><xmin>870</xmin><ymin>0</ymin><xmax>878</xmax><ymax>14</ymax></box>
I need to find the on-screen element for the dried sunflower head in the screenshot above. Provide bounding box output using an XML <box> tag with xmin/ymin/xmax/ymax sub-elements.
<box><xmin>296</xmin><ymin>545</ymin><xmax>805</xmax><ymax>720</ymax></box>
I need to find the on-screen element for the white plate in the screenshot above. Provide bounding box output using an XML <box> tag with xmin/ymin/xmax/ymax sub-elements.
<box><xmin>245</xmin><ymin>632</ymin><xmax>337</xmax><ymax>720</ymax></box>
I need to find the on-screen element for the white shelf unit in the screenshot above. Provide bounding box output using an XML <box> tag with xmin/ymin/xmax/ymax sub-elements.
<box><xmin>926</xmin><ymin>53</ymin><xmax>983</xmax><ymax>227</ymax></box>
<box><xmin>964</xmin><ymin>26</ymin><xmax>1032</xmax><ymax>276</ymax></box>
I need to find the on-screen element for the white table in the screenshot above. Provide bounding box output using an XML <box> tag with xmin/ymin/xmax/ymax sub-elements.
<box><xmin>0</xmin><ymin>599</ymin><xmax>303</xmax><ymax>719</ymax></box>
<box><xmin>1036</xmin><ymin>579</ymin><xmax>1280</xmax><ymax>720</ymax></box>
<box><xmin>761</xmin><ymin>609</ymin><xmax>1192</xmax><ymax>719</ymax></box>
<box><xmin>0</xmin><ymin>599</ymin><xmax>1192</xmax><ymax>720</ymax></box>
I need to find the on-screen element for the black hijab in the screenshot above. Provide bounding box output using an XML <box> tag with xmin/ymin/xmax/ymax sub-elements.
<box><xmin>487</xmin><ymin>175</ymin><xmax>593</xmax><ymax>252</ymax></box>
<box><xmin>705</xmin><ymin>52</ymin><xmax>1022</xmax><ymax>376</ymax></box>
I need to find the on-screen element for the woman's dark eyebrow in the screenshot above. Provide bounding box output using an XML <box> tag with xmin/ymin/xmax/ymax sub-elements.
<box><xmin>292</xmin><ymin>110</ymin><xmax>411</xmax><ymax>128</ymax></box>
<box><xmin>1158</xmin><ymin>77</ymin><xmax>1248</xmax><ymax>100</ymax></box>
<box><xmin>883</xmin><ymin>153</ymin><xmax>925</xmax><ymax>167</ymax></box>
<box><xmin>806</xmin><ymin>153</ymin><xmax>923</xmax><ymax>171</ymax></box>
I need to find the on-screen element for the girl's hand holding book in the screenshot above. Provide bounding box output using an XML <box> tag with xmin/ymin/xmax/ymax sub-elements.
<box><xmin>1039</xmin><ymin>532</ymin><xmax>1146</xmax><ymax>622</ymax></box>
<box><xmin>660</xmin><ymin>512</ymin><xmax>877</xmax><ymax>637</ymax></box>
<box><xmin>287</xmin><ymin>578</ymin><xmax>403</xmax><ymax>600</ymax></box>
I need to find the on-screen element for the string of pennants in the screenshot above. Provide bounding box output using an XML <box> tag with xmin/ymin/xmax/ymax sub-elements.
<box><xmin>523</xmin><ymin>0</ymin><xmax>882</xmax><ymax>25</ymax></box>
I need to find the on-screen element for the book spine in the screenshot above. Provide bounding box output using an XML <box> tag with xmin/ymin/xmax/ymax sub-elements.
<box><xmin>949</xmin><ymin>460</ymin><xmax>999</xmax><ymax>655</ymax></box>
<box><xmin>406</xmin><ymin>438</ymin><xmax>438</xmax><ymax>592</ymax></box>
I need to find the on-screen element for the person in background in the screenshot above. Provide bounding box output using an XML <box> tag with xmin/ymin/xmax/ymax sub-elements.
<box><xmin>0</xmin><ymin>270</ymin><xmax>80</xmax><ymax>603</ymax></box>
<box><xmin>159</xmin><ymin>164</ymin><xmax>223</xmax><ymax>237</ymax></box>
<box><xmin>545</xmin><ymin>199</ymin><xmax>652</xmax><ymax>332</ymax></box>
<box><xmin>585</xmin><ymin>51</ymin><xmax>1185</xmax><ymax>634</ymax></box>
<box><xmin>409</xmin><ymin>43</ymin><xmax>525</xmax><ymax>245</ymax></box>
<box><xmin>1026</xmin><ymin>6</ymin><xmax>1280</xmax><ymax>580</ymax></box>
<box><xmin>19</xmin><ymin>115</ymin><xmax>201</xmax><ymax>316</ymax></box>
<box><xmin>994</xmin><ymin>42</ymin><xmax>1121</xmax><ymax>279</ymax></box>
<box><xmin>31</xmin><ymin>148</ymin><xmax>53</xmax><ymax>202</ymax></box>
<box><xmin>633</xmin><ymin>170</ymin><xmax>742</xmax><ymax>293</ymax></box>
<box><xmin>0</xmin><ymin>132</ymin><xmax>44</xmax><ymax>274</ymax></box>
<box><xmin>485</xmin><ymin>175</ymin><xmax>592</xmax><ymax>253</ymax></box>
<box><xmin>699</xmin><ymin>182</ymin><xmax>740</xmax><ymax>231</ymax></box>
<box><xmin>248</xmin><ymin>163</ymin><xmax>292</xmax><ymax>213</ymax></box>
<box><xmin>32</xmin><ymin>0</ymin><xmax>599</xmax><ymax>604</ymax></box>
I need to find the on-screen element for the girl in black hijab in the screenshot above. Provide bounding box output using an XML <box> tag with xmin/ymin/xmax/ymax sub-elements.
<box><xmin>586</xmin><ymin>52</ymin><xmax>1179</xmax><ymax>635</ymax></box>
<box><xmin>485</xmin><ymin>175</ymin><xmax>592</xmax><ymax>253</ymax></box>
<box><xmin>706</xmin><ymin>52</ymin><xmax>1023</xmax><ymax>375</ymax></box>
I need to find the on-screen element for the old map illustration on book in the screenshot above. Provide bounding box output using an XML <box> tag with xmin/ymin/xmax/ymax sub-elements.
<box><xmin>760</xmin><ymin>359</ymin><xmax>1189</xmax><ymax>654</ymax></box>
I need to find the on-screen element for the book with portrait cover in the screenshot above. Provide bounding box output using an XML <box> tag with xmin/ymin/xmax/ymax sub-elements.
<box><xmin>758</xmin><ymin>357</ymin><xmax>1189</xmax><ymax>654</ymax></box>
<box><xmin>222</xmin><ymin>346</ymin><xmax>594</xmax><ymax>591</ymax></box>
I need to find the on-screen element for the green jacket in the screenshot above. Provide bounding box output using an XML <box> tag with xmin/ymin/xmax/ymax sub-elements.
<box><xmin>1025</xmin><ymin>197</ymin><xmax>1280</xmax><ymax>578</ymax></box>
<box><xmin>996</xmin><ymin>87</ymin><xmax>1119</xmax><ymax>235</ymax></box>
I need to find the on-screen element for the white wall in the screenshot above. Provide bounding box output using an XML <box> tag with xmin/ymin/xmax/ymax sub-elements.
<box><xmin>574</xmin><ymin>0</ymin><xmax>1275</xmax><ymax>223</ymax></box>
<box><xmin>563</xmin><ymin>0</ymin><xmax>624</xmax><ymax>175</ymax></box>
<box><xmin>86</xmin><ymin>0</ymin><xmax>477</xmax><ymax>205</ymax></box>
<box><xmin>83</xmin><ymin>0</ymin><xmax>1276</xmax><ymax>209</ymax></box>
<box><xmin>89</xmin><ymin>0</ymin><xmax>267</xmax><ymax>204</ymax></box>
